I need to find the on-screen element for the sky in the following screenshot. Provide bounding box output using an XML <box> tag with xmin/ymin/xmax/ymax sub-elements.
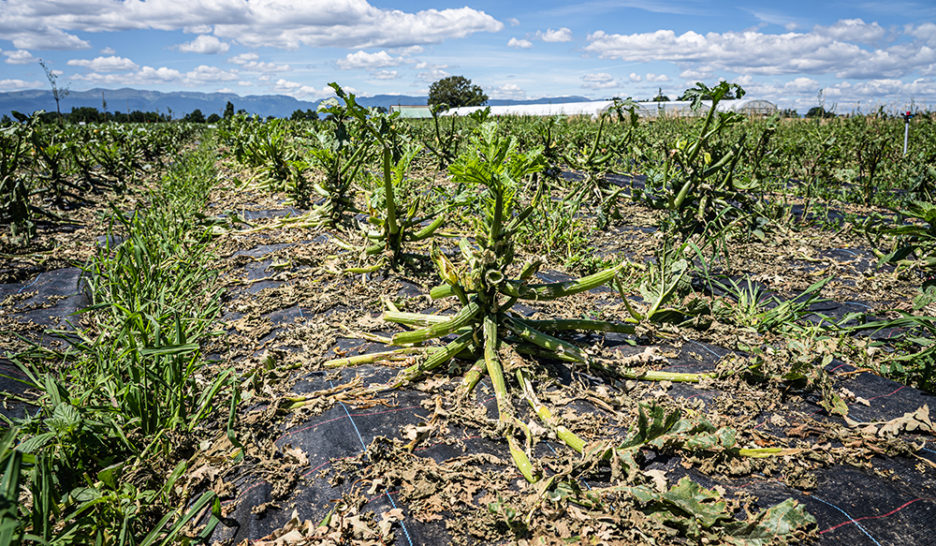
<box><xmin>1</xmin><ymin>0</ymin><xmax>934</xmax><ymax>112</ymax></box>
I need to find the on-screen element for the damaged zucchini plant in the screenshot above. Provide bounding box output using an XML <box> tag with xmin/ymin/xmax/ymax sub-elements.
<box><xmin>330</xmin><ymin>84</ymin><xmax>450</xmax><ymax>270</ymax></box>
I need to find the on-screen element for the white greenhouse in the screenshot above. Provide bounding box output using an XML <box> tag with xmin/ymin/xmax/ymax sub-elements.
<box><xmin>442</xmin><ymin>99</ymin><xmax>777</xmax><ymax>119</ymax></box>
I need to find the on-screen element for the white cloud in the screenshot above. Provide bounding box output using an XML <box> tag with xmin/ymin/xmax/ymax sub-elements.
<box><xmin>628</xmin><ymin>73</ymin><xmax>642</xmax><ymax>82</ymax></box>
<box><xmin>490</xmin><ymin>83</ymin><xmax>525</xmax><ymax>100</ymax></box>
<box><xmin>814</xmin><ymin>19</ymin><xmax>885</xmax><ymax>44</ymax></box>
<box><xmin>3</xmin><ymin>49</ymin><xmax>35</xmax><ymax>64</ymax></box>
<box><xmin>67</xmin><ymin>55</ymin><xmax>138</xmax><ymax>72</ymax></box>
<box><xmin>390</xmin><ymin>45</ymin><xmax>423</xmax><ymax>55</ymax></box>
<box><xmin>508</xmin><ymin>18</ymin><xmax>520</xmax><ymax>26</ymax></box>
<box><xmin>72</xmin><ymin>65</ymin><xmax>183</xmax><ymax>85</ymax></box>
<box><xmin>784</xmin><ymin>76</ymin><xmax>820</xmax><ymax>92</ymax></box>
<box><xmin>0</xmin><ymin>1</ymin><xmax>501</xmax><ymax>50</ymax></box>
<box><xmin>2</xmin><ymin>27</ymin><xmax>89</xmax><ymax>50</ymax></box>
<box><xmin>539</xmin><ymin>27</ymin><xmax>573</xmax><ymax>43</ymax></box>
<box><xmin>416</xmin><ymin>63</ymin><xmax>449</xmax><ymax>82</ymax></box>
<box><xmin>177</xmin><ymin>35</ymin><xmax>230</xmax><ymax>54</ymax></box>
<box><xmin>216</xmin><ymin>87</ymin><xmax>234</xmax><ymax>93</ymax></box>
<box><xmin>228</xmin><ymin>53</ymin><xmax>288</xmax><ymax>72</ymax></box>
<box><xmin>906</xmin><ymin>23</ymin><xmax>936</xmax><ymax>47</ymax></box>
<box><xmin>185</xmin><ymin>64</ymin><xmax>238</xmax><ymax>83</ymax></box>
<box><xmin>273</xmin><ymin>78</ymin><xmax>335</xmax><ymax>100</ymax></box>
<box><xmin>69</xmin><ymin>63</ymin><xmax>237</xmax><ymax>86</ymax></box>
<box><xmin>337</xmin><ymin>50</ymin><xmax>402</xmax><ymax>70</ymax></box>
<box><xmin>585</xmin><ymin>23</ymin><xmax>936</xmax><ymax>80</ymax></box>
<box><xmin>100</xmin><ymin>46</ymin><xmax>116</xmax><ymax>55</ymax></box>
<box><xmin>646</xmin><ymin>72</ymin><xmax>669</xmax><ymax>82</ymax></box>
<box><xmin>507</xmin><ymin>37</ymin><xmax>532</xmax><ymax>48</ymax></box>
<box><xmin>0</xmin><ymin>78</ymin><xmax>40</xmax><ymax>90</ymax></box>
<box><xmin>372</xmin><ymin>70</ymin><xmax>398</xmax><ymax>80</ymax></box>
<box><xmin>582</xmin><ymin>72</ymin><xmax>617</xmax><ymax>89</ymax></box>
<box><xmin>680</xmin><ymin>67</ymin><xmax>712</xmax><ymax>79</ymax></box>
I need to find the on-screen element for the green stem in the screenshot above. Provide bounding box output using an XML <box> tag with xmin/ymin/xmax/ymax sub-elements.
<box><xmin>323</xmin><ymin>347</ymin><xmax>425</xmax><ymax>369</ymax></box>
<box><xmin>391</xmin><ymin>300</ymin><xmax>480</xmax><ymax>345</ymax></box>
<box><xmin>498</xmin><ymin>263</ymin><xmax>622</xmax><ymax>301</ymax></box>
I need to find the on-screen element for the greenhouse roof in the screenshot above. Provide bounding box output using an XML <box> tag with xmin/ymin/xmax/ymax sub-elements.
<box><xmin>442</xmin><ymin>99</ymin><xmax>777</xmax><ymax>119</ymax></box>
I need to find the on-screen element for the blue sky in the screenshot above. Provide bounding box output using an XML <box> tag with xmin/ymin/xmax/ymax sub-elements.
<box><xmin>1</xmin><ymin>0</ymin><xmax>934</xmax><ymax>111</ymax></box>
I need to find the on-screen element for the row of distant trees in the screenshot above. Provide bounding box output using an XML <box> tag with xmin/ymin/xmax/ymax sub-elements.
<box><xmin>0</xmin><ymin>100</ymin><xmax>327</xmax><ymax>125</ymax></box>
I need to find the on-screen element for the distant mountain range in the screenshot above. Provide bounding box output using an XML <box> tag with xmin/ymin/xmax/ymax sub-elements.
<box><xmin>0</xmin><ymin>88</ymin><xmax>597</xmax><ymax>118</ymax></box>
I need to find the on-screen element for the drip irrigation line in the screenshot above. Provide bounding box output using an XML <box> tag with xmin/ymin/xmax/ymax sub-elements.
<box><xmin>810</xmin><ymin>495</ymin><xmax>881</xmax><ymax>546</ymax></box>
<box><xmin>685</xmin><ymin>339</ymin><xmax>723</xmax><ymax>359</ymax></box>
<box><xmin>16</xmin><ymin>272</ymin><xmax>42</xmax><ymax>294</ymax></box>
<box><xmin>329</xmin><ymin>379</ymin><xmax>414</xmax><ymax>546</ymax></box>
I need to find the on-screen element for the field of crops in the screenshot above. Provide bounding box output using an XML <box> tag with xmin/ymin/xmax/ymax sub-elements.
<box><xmin>2</xmin><ymin>81</ymin><xmax>936</xmax><ymax>544</ymax></box>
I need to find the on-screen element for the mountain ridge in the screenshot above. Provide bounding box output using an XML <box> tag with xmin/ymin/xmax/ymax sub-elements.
<box><xmin>0</xmin><ymin>88</ymin><xmax>599</xmax><ymax>118</ymax></box>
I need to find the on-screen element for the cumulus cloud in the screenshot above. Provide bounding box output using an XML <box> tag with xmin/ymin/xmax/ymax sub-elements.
<box><xmin>0</xmin><ymin>78</ymin><xmax>41</xmax><ymax>90</ymax></box>
<box><xmin>507</xmin><ymin>37</ymin><xmax>532</xmax><ymax>48</ymax></box>
<box><xmin>582</xmin><ymin>72</ymin><xmax>617</xmax><ymax>89</ymax></box>
<box><xmin>584</xmin><ymin>22</ymin><xmax>936</xmax><ymax>80</ymax></box>
<box><xmin>100</xmin><ymin>46</ymin><xmax>116</xmax><ymax>55</ymax></box>
<box><xmin>372</xmin><ymin>70</ymin><xmax>398</xmax><ymax>80</ymax></box>
<box><xmin>906</xmin><ymin>23</ymin><xmax>936</xmax><ymax>47</ymax></box>
<box><xmin>3</xmin><ymin>49</ymin><xmax>35</xmax><ymax>64</ymax></box>
<box><xmin>228</xmin><ymin>52</ymin><xmax>289</xmax><ymax>72</ymax></box>
<box><xmin>70</xmin><ymin>63</ymin><xmax>237</xmax><ymax>86</ymax></box>
<box><xmin>272</xmin><ymin>78</ymin><xmax>337</xmax><ymax>100</ymax></box>
<box><xmin>814</xmin><ymin>19</ymin><xmax>885</xmax><ymax>44</ymax></box>
<box><xmin>628</xmin><ymin>73</ymin><xmax>642</xmax><ymax>82</ymax></box>
<box><xmin>67</xmin><ymin>55</ymin><xmax>138</xmax><ymax>72</ymax></box>
<box><xmin>538</xmin><ymin>27</ymin><xmax>573</xmax><ymax>43</ymax></box>
<box><xmin>490</xmin><ymin>83</ymin><xmax>525</xmax><ymax>100</ymax></box>
<box><xmin>177</xmin><ymin>35</ymin><xmax>230</xmax><ymax>54</ymax></box>
<box><xmin>337</xmin><ymin>50</ymin><xmax>402</xmax><ymax>70</ymax></box>
<box><xmin>72</xmin><ymin>65</ymin><xmax>183</xmax><ymax>85</ymax></box>
<box><xmin>417</xmin><ymin>63</ymin><xmax>450</xmax><ymax>82</ymax></box>
<box><xmin>0</xmin><ymin>1</ymin><xmax>501</xmax><ymax>51</ymax></box>
<box><xmin>784</xmin><ymin>76</ymin><xmax>820</xmax><ymax>92</ymax></box>
<box><xmin>646</xmin><ymin>73</ymin><xmax>669</xmax><ymax>82</ymax></box>
<box><xmin>185</xmin><ymin>64</ymin><xmax>238</xmax><ymax>83</ymax></box>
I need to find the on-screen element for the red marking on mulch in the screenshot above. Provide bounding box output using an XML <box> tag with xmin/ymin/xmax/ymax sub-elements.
<box><xmin>865</xmin><ymin>385</ymin><xmax>906</xmax><ymax>402</ymax></box>
<box><xmin>820</xmin><ymin>497</ymin><xmax>936</xmax><ymax>534</ymax></box>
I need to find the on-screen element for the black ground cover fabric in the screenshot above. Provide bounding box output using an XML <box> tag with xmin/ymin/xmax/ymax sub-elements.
<box><xmin>211</xmin><ymin>330</ymin><xmax>936</xmax><ymax>545</ymax></box>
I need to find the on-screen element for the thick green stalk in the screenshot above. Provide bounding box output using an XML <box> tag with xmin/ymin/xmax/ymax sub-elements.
<box><xmin>504</xmin><ymin>317</ymin><xmax>587</xmax><ymax>363</ymax></box>
<box><xmin>383</xmin><ymin>311</ymin><xmax>449</xmax><ymax>328</ymax></box>
<box><xmin>484</xmin><ymin>315</ymin><xmax>510</xmax><ymax>422</ymax></box>
<box><xmin>382</xmin><ymin>331</ymin><xmax>475</xmax><ymax>390</ymax></box>
<box><xmin>498</xmin><ymin>264</ymin><xmax>622</xmax><ymax>301</ymax></box>
<box><xmin>517</xmin><ymin>370</ymin><xmax>586</xmax><ymax>454</ymax></box>
<box><xmin>323</xmin><ymin>347</ymin><xmax>425</xmax><ymax>369</ymax></box>
<box><xmin>457</xmin><ymin>358</ymin><xmax>486</xmax><ymax>398</ymax></box>
<box><xmin>391</xmin><ymin>300</ymin><xmax>481</xmax><ymax>345</ymax></box>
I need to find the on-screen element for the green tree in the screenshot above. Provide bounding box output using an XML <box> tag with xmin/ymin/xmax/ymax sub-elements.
<box><xmin>428</xmin><ymin>75</ymin><xmax>487</xmax><ymax>110</ymax></box>
<box><xmin>224</xmin><ymin>101</ymin><xmax>235</xmax><ymax>119</ymax></box>
<box><xmin>185</xmin><ymin>109</ymin><xmax>206</xmax><ymax>123</ymax></box>
<box><xmin>652</xmin><ymin>87</ymin><xmax>670</xmax><ymax>102</ymax></box>
<box><xmin>207</xmin><ymin>113</ymin><xmax>221</xmax><ymax>123</ymax></box>
<box><xmin>805</xmin><ymin>106</ymin><xmax>835</xmax><ymax>119</ymax></box>
<box><xmin>290</xmin><ymin>108</ymin><xmax>318</xmax><ymax>121</ymax></box>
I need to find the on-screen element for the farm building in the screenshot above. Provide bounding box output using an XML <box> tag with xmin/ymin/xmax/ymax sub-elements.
<box><xmin>442</xmin><ymin>98</ymin><xmax>778</xmax><ymax>119</ymax></box>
